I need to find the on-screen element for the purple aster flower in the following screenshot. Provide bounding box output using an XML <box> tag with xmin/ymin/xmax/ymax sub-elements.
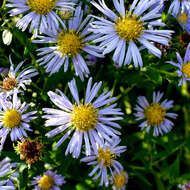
<box><xmin>0</xmin><ymin>157</ymin><xmax>18</xmax><ymax>190</ymax></box>
<box><xmin>168</xmin><ymin>0</ymin><xmax>190</xmax><ymax>16</ymax></box>
<box><xmin>32</xmin><ymin>6</ymin><xmax>103</xmax><ymax>80</ymax></box>
<box><xmin>0</xmin><ymin>91</ymin><xmax>37</xmax><ymax>150</ymax></box>
<box><xmin>111</xmin><ymin>170</ymin><xmax>128</xmax><ymax>190</ymax></box>
<box><xmin>175</xmin><ymin>10</ymin><xmax>190</xmax><ymax>34</ymax></box>
<box><xmin>6</xmin><ymin>0</ymin><xmax>74</xmax><ymax>35</ymax></box>
<box><xmin>43</xmin><ymin>77</ymin><xmax>123</xmax><ymax>158</ymax></box>
<box><xmin>178</xmin><ymin>181</ymin><xmax>190</xmax><ymax>190</ymax></box>
<box><xmin>31</xmin><ymin>170</ymin><xmax>65</xmax><ymax>190</ymax></box>
<box><xmin>0</xmin><ymin>56</ymin><xmax>38</xmax><ymax>97</ymax></box>
<box><xmin>134</xmin><ymin>91</ymin><xmax>178</xmax><ymax>136</ymax></box>
<box><xmin>90</xmin><ymin>0</ymin><xmax>173</xmax><ymax>67</ymax></box>
<box><xmin>80</xmin><ymin>139</ymin><xmax>126</xmax><ymax>187</ymax></box>
<box><xmin>167</xmin><ymin>43</ymin><xmax>190</xmax><ymax>86</ymax></box>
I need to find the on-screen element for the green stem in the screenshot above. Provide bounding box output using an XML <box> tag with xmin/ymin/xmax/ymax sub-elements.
<box><xmin>152</xmin><ymin>142</ymin><xmax>185</xmax><ymax>166</ymax></box>
<box><xmin>147</xmin><ymin>67</ymin><xmax>178</xmax><ymax>77</ymax></box>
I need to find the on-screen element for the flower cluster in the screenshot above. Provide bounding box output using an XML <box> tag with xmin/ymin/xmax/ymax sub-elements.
<box><xmin>1</xmin><ymin>0</ymin><xmax>190</xmax><ymax>189</ymax></box>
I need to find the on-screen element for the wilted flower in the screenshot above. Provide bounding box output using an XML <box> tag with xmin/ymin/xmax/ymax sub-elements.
<box><xmin>90</xmin><ymin>0</ymin><xmax>173</xmax><ymax>67</ymax></box>
<box><xmin>134</xmin><ymin>91</ymin><xmax>177</xmax><ymax>136</ymax></box>
<box><xmin>43</xmin><ymin>77</ymin><xmax>123</xmax><ymax>158</ymax></box>
<box><xmin>80</xmin><ymin>140</ymin><xmax>126</xmax><ymax>187</ymax></box>
<box><xmin>31</xmin><ymin>170</ymin><xmax>65</xmax><ymax>190</ymax></box>
<box><xmin>15</xmin><ymin>138</ymin><xmax>42</xmax><ymax>164</ymax></box>
<box><xmin>167</xmin><ymin>43</ymin><xmax>190</xmax><ymax>86</ymax></box>
<box><xmin>33</xmin><ymin>6</ymin><xmax>103</xmax><ymax>80</ymax></box>
<box><xmin>0</xmin><ymin>92</ymin><xmax>37</xmax><ymax>150</ymax></box>
<box><xmin>6</xmin><ymin>0</ymin><xmax>74</xmax><ymax>35</ymax></box>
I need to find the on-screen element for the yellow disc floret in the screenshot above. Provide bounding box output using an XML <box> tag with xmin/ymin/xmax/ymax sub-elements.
<box><xmin>2</xmin><ymin>78</ymin><xmax>17</xmax><ymax>91</ymax></box>
<box><xmin>113</xmin><ymin>172</ymin><xmax>127</xmax><ymax>189</ymax></box>
<box><xmin>38</xmin><ymin>175</ymin><xmax>55</xmax><ymax>189</ymax></box>
<box><xmin>70</xmin><ymin>104</ymin><xmax>98</xmax><ymax>131</ymax></box>
<box><xmin>178</xmin><ymin>12</ymin><xmax>188</xmax><ymax>24</ymax></box>
<box><xmin>145</xmin><ymin>103</ymin><xmax>166</xmax><ymax>126</ymax></box>
<box><xmin>27</xmin><ymin>0</ymin><xmax>57</xmax><ymax>15</ymax></box>
<box><xmin>97</xmin><ymin>148</ymin><xmax>116</xmax><ymax>167</ymax></box>
<box><xmin>57</xmin><ymin>30</ymin><xmax>84</xmax><ymax>56</ymax></box>
<box><xmin>3</xmin><ymin>109</ymin><xmax>21</xmax><ymax>129</ymax></box>
<box><xmin>182</xmin><ymin>62</ymin><xmax>190</xmax><ymax>78</ymax></box>
<box><xmin>115</xmin><ymin>13</ymin><xmax>144</xmax><ymax>41</ymax></box>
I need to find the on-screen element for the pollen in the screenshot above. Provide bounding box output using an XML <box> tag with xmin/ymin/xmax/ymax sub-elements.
<box><xmin>3</xmin><ymin>109</ymin><xmax>21</xmax><ymax>129</ymax></box>
<box><xmin>38</xmin><ymin>175</ymin><xmax>54</xmax><ymax>189</ymax></box>
<box><xmin>27</xmin><ymin>0</ymin><xmax>57</xmax><ymax>15</ymax></box>
<box><xmin>113</xmin><ymin>172</ymin><xmax>127</xmax><ymax>189</ymax></box>
<box><xmin>182</xmin><ymin>62</ymin><xmax>190</xmax><ymax>78</ymax></box>
<box><xmin>57</xmin><ymin>30</ymin><xmax>84</xmax><ymax>56</ymax></box>
<box><xmin>70</xmin><ymin>104</ymin><xmax>98</xmax><ymax>131</ymax></box>
<box><xmin>97</xmin><ymin>148</ymin><xmax>116</xmax><ymax>167</ymax></box>
<box><xmin>115</xmin><ymin>13</ymin><xmax>144</xmax><ymax>41</ymax></box>
<box><xmin>178</xmin><ymin>12</ymin><xmax>188</xmax><ymax>24</ymax></box>
<box><xmin>145</xmin><ymin>103</ymin><xmax>166</xmax><ymax>126</ymax></box>
<box><xmin>2</xmin><ymin>78</ymin><xmax>17</xmax><ymax>91</ymax></box>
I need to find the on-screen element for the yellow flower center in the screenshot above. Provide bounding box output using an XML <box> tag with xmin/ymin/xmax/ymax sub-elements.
<box><xmin>57</xmin><ymin>30</ymin><xmax>84</xmax><ymax>56</ymax></box>
<box><xmin>182</xmin><ymin>62</ymin><xmax>190</xmax><ymax>78</ymax></box>
<box><xmin>3</xmin><ymin>110</ymin><xmax>21</xmax><ymax>129</ymax></box>
<box><xmin>145</xmin><ymin>103</ymin><xmax>166</xmax><ymax>126</ymax></box>
<box><xmin>97</xmin><ymin>148</ymin><xmax>116</xmax><ymax>167</ymax></box>
<box><xmin>70</xmin><ymin>104</ymin><xmax>98</xmax><ymax>132</ymax></box>
<box><xmin>27</xmin><ymin>0</ymin><xmax>57</xmax><ymax>15</ymax></box>
<box><xmin>2</xmin><ymin>78</ymin><xmax>17</xmax><ymax>91</ymax></box>
<box><xmin>38</xmin><ymin>175</ymin><xmax>54</xmax><ymax>189</ymax></box>
<box><xmin>115</xmin><ymin>13</ymin><xmax>144</xmax><ymax>41</ymax></box>
<box><xmin>178</xmin><ymin>12</ymin><xmax>188</xmax><ymax>24</ymax></box>
<box><xmin>113</xmin><ymin>172</ymin><xmax>127</xmax><ymax>188</ymax></box>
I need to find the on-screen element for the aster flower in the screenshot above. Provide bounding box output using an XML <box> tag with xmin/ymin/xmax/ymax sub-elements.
<box><xmin>0</xmin><ymin>157</ymin><xmax>18</xmax><ymax>190</ymax></box>
<box><xmin>0</xmin><ymin>56</ymin><xmax>38</xmax><ymax>97</ymax></box>
<box><xmin>167</xmin><ymin>43</ymin><xmax>190</xmax><ymax>86</ymax></box>
<box><xmin>178</xmin><ymin>182</ymin><xmax>190</xmax><ymax>190</ymax></box>
<box><xmin>80</xmin><ymin>140</ymin><xmax>126</xmax><ymax>186</ymax></box>
<box><xmin>31</xmin><ymin>170</ymin><xmax>65</xmax><ymax>190</ymax></box>
<box><xmin>134</xmin><ymin>91</ymin><xmax>177</xmax><ymax>136</ymax></box>
<box><xmin>43</xmin><ymin>77</ymin><xmax>123</xmax><ymax>158</ymax></box>
<box><xmin>90</xmin><ymin>0</ymin><xmax>173</xmax><ymax>67</ymax></box>
<box><xmin>32</xmin><ymin>6</ymin><xmax>103</xmax><ymax>80</ymax></box>
<box><xmin>6</xmin><ymin>0</ymin><xmax>74</xmax><ymax>35</ymax></box>
<box><xmin>111</xmin><ymin>170</ymin><xmax>128</xmax><ymax>190</ymax></box>
<box><xmin>176</xmin><ymin>10</ymin><xmax>190</xmax><ymax>34</ymax></box>
<box><xmin>168</xmin><ymin>0</ymin><xmax>190</xmax><ymax>16</ymax></box>
<box><xmin>0</xmin><ymin>91</ymin><xmax>37</xmax><ymax>150</ymax></box>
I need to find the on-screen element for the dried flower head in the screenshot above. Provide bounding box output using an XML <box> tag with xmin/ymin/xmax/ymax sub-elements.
<box><xmin>16</xmin><ymin>138</ymin><xmax>42</xmax><ymax>164</ymax></box>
